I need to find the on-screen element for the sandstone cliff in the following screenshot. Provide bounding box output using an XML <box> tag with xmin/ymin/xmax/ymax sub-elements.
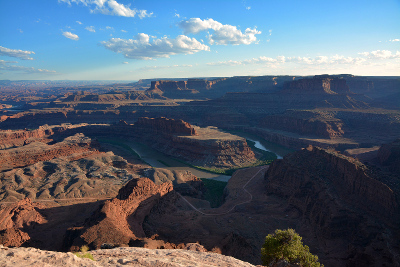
<box><xmin>134</xmin><ymin>117</ymin><xmax>197</xmax><ymax>136</ymax></box>
<box><xmin>282</xmin><ymin>77</ymin><xmax>351</xmax><ymax>94</ymax></box>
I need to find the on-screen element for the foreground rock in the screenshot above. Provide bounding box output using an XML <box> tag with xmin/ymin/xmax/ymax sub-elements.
<box><xmin>0</xmin><ymin>246</ymin><xmax>257</xmax><ymax>267</ymax></box>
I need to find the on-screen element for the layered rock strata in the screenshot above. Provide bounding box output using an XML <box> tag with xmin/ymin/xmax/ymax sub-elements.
<box><xmin>281</xmin><ymin>77</ymin><xmax>351</xmax><ymax>94</ymax></box>
<box><xmin>134</xmin><ymin>117</ymin><xmax>197</xmax><ymax>136</ymax></box>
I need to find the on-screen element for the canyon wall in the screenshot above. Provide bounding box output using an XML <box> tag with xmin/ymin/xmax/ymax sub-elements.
<box><xmin>282</xmin><ymin>77</ymin><xmax>351</xmax><ymax>94</ymax></box>
<box><xmin>265</xmin><ymin>146</ymin><xmax>400</xmax><ymax>266</ymax></box>
<box><xmin>134</xmin><ymin>117</ymin><xmax>197</xmax><ymax>136</ymax></box>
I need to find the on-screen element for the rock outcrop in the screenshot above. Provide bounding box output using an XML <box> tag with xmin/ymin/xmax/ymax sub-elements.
<box><xmin>142</xmin><ymin>168</ymin><xmax>204</xmax><ymax>197</ymax></box>
<box><xmin>265</xmin><ymin>146</ymin><xmax>400</xmax><ymax>266</ymax></box>
<box><xmin>65</xmin><ymin>178</ymin><xmax>173</xmax><ymax>250</ymax></box>
<box><xmin>0</xmin><ymin>198</ymin><xmax>46</xmax><ymax>247</ymax></box>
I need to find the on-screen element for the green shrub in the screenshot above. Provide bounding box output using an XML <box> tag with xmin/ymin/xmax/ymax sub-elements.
<box><xmin>261</xmin><ymin>229</ymin><xmax>323</xmax><ymax>267</ymax></box>
<box><xmin>74</xmin><ymin>245</ymin><xmax>94</xmax><ymax>261</ymax></box>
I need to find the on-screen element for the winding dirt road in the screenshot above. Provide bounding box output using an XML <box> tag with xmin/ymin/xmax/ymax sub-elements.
<box><xmin>178</xmin><ymin>165</ymin><xmax>269</xmax><ymax>216</ymax></box>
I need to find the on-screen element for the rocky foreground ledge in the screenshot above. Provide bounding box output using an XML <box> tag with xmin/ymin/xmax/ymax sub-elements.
<box><xmin>0</xmin><ymin>245</ymin><xmax>258</xmax><ymax>267</ymax></box>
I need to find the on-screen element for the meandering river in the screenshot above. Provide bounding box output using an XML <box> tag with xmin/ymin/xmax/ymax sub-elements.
<box><xmin>125</xmin><ymin>132</ymin><xmax>286</xmax><ymax>182</ymax></box>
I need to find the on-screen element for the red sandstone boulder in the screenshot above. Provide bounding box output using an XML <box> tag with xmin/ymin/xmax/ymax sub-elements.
<box><xmin>66</xmin><ymin>178</ymin><xmax>173</xmax><ymax>250</ymax></box>
<box><xmin>0</xmin><ymin>198</ymin><xmax>46</xmax><ymax>247</ymax></box>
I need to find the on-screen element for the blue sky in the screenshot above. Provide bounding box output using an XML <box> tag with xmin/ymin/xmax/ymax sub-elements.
<box><xmin>0</xmin><ymin>0</ymin><xmax>399</xmax><ymax>80</ymax></box>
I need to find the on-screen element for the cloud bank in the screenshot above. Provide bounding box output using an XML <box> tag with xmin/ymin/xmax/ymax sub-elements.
<box><xmin>0</xmin><ymin>60</ymin><xmax>56</xmax><ymax>74</ymax></box>
<box><xmin>0</xmin><ymin>46</ymin><xmax>35</xmax><ymax>60</ymax></box>
<box><xmin>178</xmin><ymin>18</ymin><xmax>261</xmax><ymax>45</ymax></box>
<box><xmin>100</xmin><ymin>33</ymin><xmax>210</xmax><ymax>60</ymax></box>
<box><xmin>359</xmin><ymin>50</ymin><xmax>400</xmax><ymax>59</ymax></box>
<box><xmin>58</xmin><ymin>0</ymin><xmax>152</xmax><ymax>18</ymax></box>
<box><xmin>207</xmin><ymin>50</ymin><xmax>400</xmax><ymax>67</ymax></box>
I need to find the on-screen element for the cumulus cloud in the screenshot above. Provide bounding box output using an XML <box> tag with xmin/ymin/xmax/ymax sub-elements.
<box><xmin>76</xmin><ymin>21</ymin><xmax>82</xmax><ymax>24</ymax></box>
<box><xmin>389</xmin><ymin>39</ymin><xmax>399</xmax><ymax>42</ymax></box>
<box><xmin>62</xmin><ymin>31</ymin><xmax>79</xmax><ymax>40</ymax></box>
<box><xmin>121</xmin><ymin>29</ymin><xmax>127</xmax><ymax>33</ymax></box>
<box><xmin>85</xmin><ymin>26</ymin><xmax>95</xmax><ymax>32</ymax></box>
<box><xmin>359</xmin><ymin>50</ymin><xmax>400</xmax><ymax>59</ymax></box>
<box><xmin>100</xmin><ymin>33</ymin><xmax>210</xmax><ymax>60</ymax></box>
<box><xmin>178</xmin><ymin>18</ymin><xmax>261</xmax><ymax>45</ymax></box>
<box><xmin>0</xmin><ymin>61</ymin><xmax>56</xmax><ymax>74</ymax></box>
<box><xmin>58</xmin><ymin>0</ymin><xmax>152</xmax><ymax>18</ymax></box>
<box><xmin>0</xmin><ymin>46</ymin><xmax>35</xmax><ymax>60</ymax></box>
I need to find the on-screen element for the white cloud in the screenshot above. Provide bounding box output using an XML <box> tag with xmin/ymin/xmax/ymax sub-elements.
<box><xmin>76</xmin><ymin>21</ymin><xmax>82</xmax><ymax>24</ymax></box>
<box><xmin>62</xmin><ymin>31</ymin><xmax>79</xmax><ymax>40</ymax></box>
<box><xmin>137</xmin><ymin>64</ymin><xmax>193</xmax><ymax>71</ymax></box>
<box><xmin>208</xmin><ymin>56</ymin><xmax>284</xmax><ymax>66</ymax></box>
<box><xmin>105</xmin><ymin>26</ymin><xmax>114</xmax><ymax>30</ymax></box>
<box><xmin>58</xmin><ymin>0</ymin><xmax>152</xmax><ymax>18</ymax></box>
<box><xmin>18</xmin><ymin>29</ymin><xmax>23</xmax><ymax>33</ymax></box>
<box><xmin>359</xmin><ymin>50</ymin><xmax>400</xmax><ymax>59</ymax></box>
<box><xmin>178</xmin><ymin>18</ymin><xmax>261</xmax><ymax>45</ymax></box>
<box><xmin>100</xmin><ymin>33</ymin><xmax>210</xmax><ymax>60</ymax></box>
<box><xmin>175</xmin><ymin>13</ymin><xmax>180</xmax><ymax>18</ymax></box>
<box><xmin>389</xmin><ymin>39</ymin><xmax>399</xmax><ymax>42</ymax></box>
<box><xmin>0</xmin><ymin>60</ymin><xmax>18</xmax><ymax>65</ymax></box>
<box><xmin>207</xmin><ymin>54</ymin><xmax>371</xmax><ymax>67</ymax></box>
<box><xmin>85</xmin><ymin>26</ymin><xmax>95</xmax><ymax>32</ymax></box>
<box><xmin>121</xmin><ymin>29</ymin><xmax>127</xmax><ymax>33</ymax></box>
<box><xmin>122</xmin><ymin>61</ymin><xmax>129</xmax><ymax>64</ymax></box>
<box><xmin>0</xmin><ymin>61</ymin><xmax>56</xmax><ymax>74</ymax></box>
<box><xmin>246</xmin><ymin>6</ymin><xmax>251</xmax><ymax>10</ymax></box>
<box><xmin>0</xmin><ymin>46</ymin><xmax>35</xmax><ymax>60</ymax></box>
